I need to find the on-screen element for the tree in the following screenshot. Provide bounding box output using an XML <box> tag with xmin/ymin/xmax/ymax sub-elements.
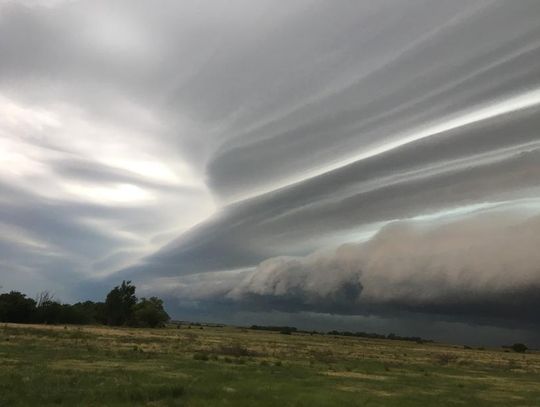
<box><xmin>35</xmin><ymin>299</ymin><xmax>63</xmax><ymax>324</ymax></box>
<box><xmin>511</xmin><ymin>343</ymin><xmax>528</xmax><ymax>353</ymax></box>
<box><xmin>70</xmin><ymin>301</ymin><xmax>107</xmax><ymax>324</ymax></box>
<box><xmin>131</xmin><ymin>297</ymin><xmax>170</xmax><ymax>328</ymax></box>
<box><xmin>104</xmin><ymin>281</ymin><xmax>137</xmax><ymax>326</ymax></box>
<box><xmin>0</xmin><ymin>282</ymin><xmax>169</xmax><ymax>328</ymax></box>
<box><xmin>35</xmin><ymin>291</ymin><xmax>55</xmax><ymax>308</ymax></box>
<box><xmin>0</xmin><ymin>291</ymin><xmax>36</xmax><ymax>323</ymax></box>
<box><xmin>34</xmin><ymin>291</ymin><xmax>62</xmax><ymax>324</ymax></box>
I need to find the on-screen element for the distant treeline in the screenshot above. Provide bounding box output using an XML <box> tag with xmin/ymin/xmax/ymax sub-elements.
<box><xmin>250</xmin><ymin>325</ymin><xmax>432</xmax><ymax>343</ymax></box>
<box><xmin>250</xmin><ymin>325</ymin><xmax>298</xmax><ymax>334</ymax></box>
<box><xmin>171</xmin><ymin>321</ymin><xmax>225</xmax><ymax>328</ymax></box>
<box><xmin>327</xmin><ymin>330</ymin><xmax>433</xmax><ymax>344</ymax></box>
<box><xmin>0</xmin><ymin>280</ymin><xmax>169</xmax><ymax>328</ymax></box>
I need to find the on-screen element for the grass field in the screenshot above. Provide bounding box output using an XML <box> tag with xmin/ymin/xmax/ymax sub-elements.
<box><xmin>0</xmin><ymin>323</ymin><xmax>539</xmax><ymax>406</ymax></box>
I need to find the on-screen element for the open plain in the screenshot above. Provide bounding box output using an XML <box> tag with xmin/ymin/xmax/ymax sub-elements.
<box><xmin>0</xmin><ymin>323</ymin><xmax>539</xmax><ymax>406</ymax></box>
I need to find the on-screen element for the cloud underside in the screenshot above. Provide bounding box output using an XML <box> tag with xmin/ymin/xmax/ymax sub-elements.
<box><xmin>130</xmin><ymin>104</ymin><xmax>540</xmax><ymax>330</ymax></box>
<box><xmin>141</xmin><ymin>208</ymin><xmax>540</xmax><ymax>329</ymax></box>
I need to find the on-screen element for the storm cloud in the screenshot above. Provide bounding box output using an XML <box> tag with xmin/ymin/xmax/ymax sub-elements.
<box><xmin>1</xmin><ymin>0</ymin><xmax>539</xmax><ymax>344</ymax></box>
<box><xmin>145</xmin><ymin>207</ymin><xmax>540</xmax><ymax>327</ymax></box>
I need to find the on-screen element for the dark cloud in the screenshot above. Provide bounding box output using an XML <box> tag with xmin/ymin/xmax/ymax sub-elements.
<box><xmin>135</xmin><ymin>210</ymin><xmax>540</xmax><ymax>346</ymax></box>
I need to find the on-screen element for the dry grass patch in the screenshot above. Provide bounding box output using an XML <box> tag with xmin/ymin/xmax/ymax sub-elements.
<box><xmin>324</xmin><ymin>371</ymin><xmax>388</xmax><ymax>381</ymax></box>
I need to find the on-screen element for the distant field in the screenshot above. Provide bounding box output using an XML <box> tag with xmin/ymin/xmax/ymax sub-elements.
<box><xmin>0</xmin><ymin>323</ymin><xmax>539</xmax><ymax>406</ymax></box>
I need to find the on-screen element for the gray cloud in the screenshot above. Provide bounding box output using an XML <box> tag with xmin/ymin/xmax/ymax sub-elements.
<box><xmin>145</xmin><ymin>209</ymin><xmax>540</xmax><ymax>332</ymax></box>
<box><xmin>129</xmin><ymin>110</ymin><xmax>540</xmax><ymax>277</ymax></box>
<box><xmin>206</xmin><ymin>1</ymin><xmax>540</xmax><ymax>200</ymax></box>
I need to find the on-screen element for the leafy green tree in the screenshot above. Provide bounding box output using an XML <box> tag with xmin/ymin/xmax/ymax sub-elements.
<box><xmin>104</xmin><ymin>281</ymin><xmax>137</xmax><ymax>326</ymax></box>
<box><xmin>132</xmin><ymin>297</ymin><xmax>170</xmax><ymax>328</ymax></box>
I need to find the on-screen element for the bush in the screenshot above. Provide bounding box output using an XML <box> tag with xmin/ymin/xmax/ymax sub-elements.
<box><xmin>435</xmin><ymin>353</ymin><xmax>458</xmax><ymax>365</ymax></box>
<box><xmin>217</xmin><ymin>343</ymin><xmax>255</xmax><ymax>357</ymax></box>
<box><xmin>193</xmin><ymin>352</ymin><xmax>210</xmax><ymax>361</ymax></box>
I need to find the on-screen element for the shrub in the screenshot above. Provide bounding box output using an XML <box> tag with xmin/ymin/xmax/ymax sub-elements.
<box><xmin>193</xmin><ymin>352</ymin><xmax>210</xmax><ymax>361</ymax></box>
<box><xmin>217</xmin><ymin>343</ymin><xmax>255</xmax><ymax>357</ymax></box>
<box><xmin>435</xmin><ymin>353</ymin><xmax>458</xmax><ymax>365</ymax></box>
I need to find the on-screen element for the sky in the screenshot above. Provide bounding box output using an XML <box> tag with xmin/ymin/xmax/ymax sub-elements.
<box><xmin>1</xmin><ymin>0</ymin><xmax>540</xmax><ymax>346</ymax></box>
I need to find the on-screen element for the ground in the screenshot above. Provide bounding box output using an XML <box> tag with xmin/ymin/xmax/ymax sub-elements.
<box><xmin>0</xmin><ymin>323</ymin><xmax>539</xmax><ymax>406</ymax></box>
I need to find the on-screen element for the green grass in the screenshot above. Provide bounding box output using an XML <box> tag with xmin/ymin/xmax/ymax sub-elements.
<box><xmin>0</xmin><ymin>323</ymin><xmax>539</xmax><ymax>406</ymax></box>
